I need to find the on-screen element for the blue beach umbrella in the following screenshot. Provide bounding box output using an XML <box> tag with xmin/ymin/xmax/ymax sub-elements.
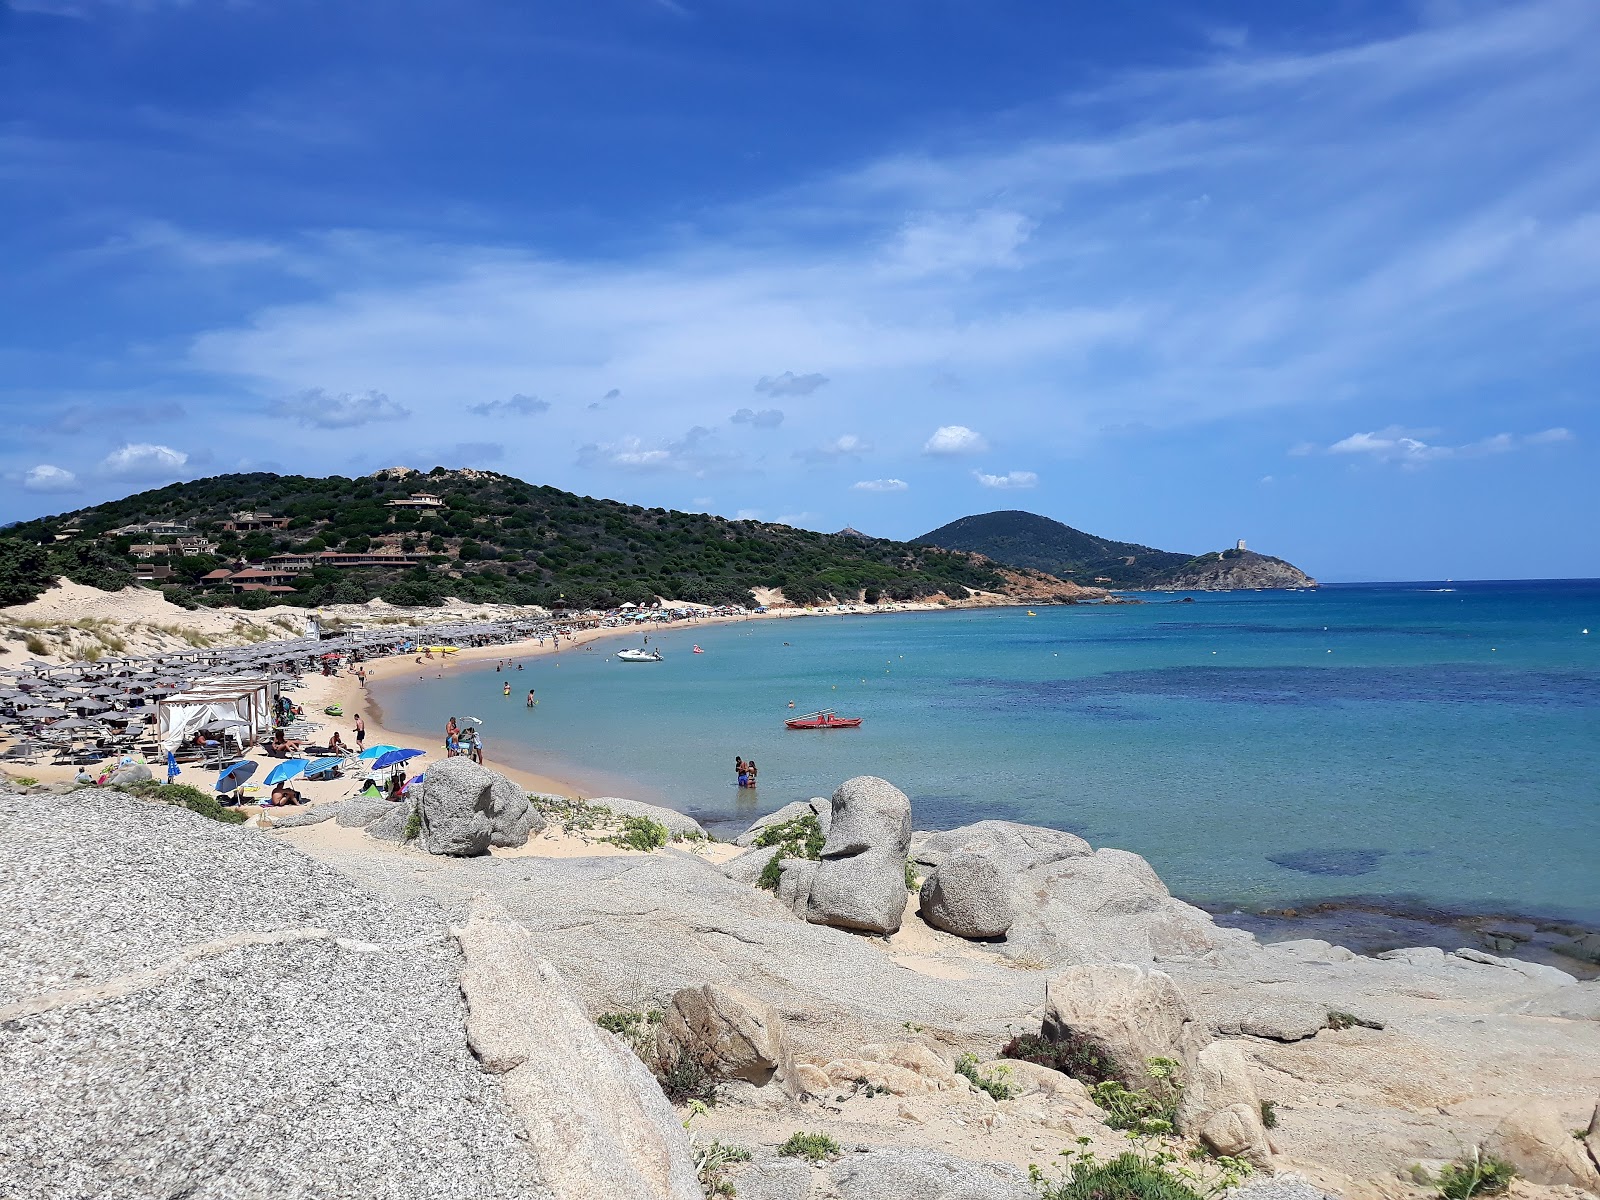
<box><xmin>371</xmin><ymin>748</ymin><xmax>424</xmax><ymax>770</ymax></box>
<box><xmin>357</xmin><ymin>744</ymin><xmax>399</xmax><ymax>761</ymax></box>
<box><xmin>304</xmin><ymin>756</ymin><xmax>343</xmax><ymax>777</ymax></box>
<box><xmin>214</xmin><ymin>760</ymin><xmax>258</xmax><ymax>793</ymax></box>
<box><xmin>263</xmin><ymin>759</ymin><xmax>310</xmax><ymax>786</ymax></box>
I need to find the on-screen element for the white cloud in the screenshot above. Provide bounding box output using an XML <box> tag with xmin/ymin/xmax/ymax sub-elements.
<box><xmin>884</xmin><ymin>209</ymin><xmax>1036</xmax><ymax>276</ymax></box>
<box><xmin>469</xmin><ymin>393</ymin><xmax>549</xmax><ymax>417</ymax></box>
<box><xmin>576</xmin><ymin>426</ymin><xmax>734</xmax><ymax>476</ymax></box>
<box><xmin>924</xmin><ymin>425</ymin><xmax>989</xmax><ymax>456</ymax></box>
<box><xmin>1324</xmin><ymin>425</ymin><xmax>1573</xmax><ymax>466</ymax></box>
<box><xmin>755</xmin><ymin>371</ymin><xmax>828</xmax><ymax>397</ymax></box>
<box><xmin>21</xmin><ymin>464</ymin><xmax>79</xmax><ymax>493</ymax></box>
<box><xmin>730</xmin><ymin>407</ymin><xmax>784</xmax><ymax>428</ymax></box>
<box><xmin>100</xmin><ymin>443</ymin><xmax>188</xmax><ymax>479</ymax></box>
<box><xmin>973</xmin><ymin>469</ymin><xmax>1038</xmax><ymax>489</ymax></box>
<box><xmin>797</xmin><ymin>434</ymin><xmax>870</xmax><ymax>462</ymax></box>
<box><xmin>851</xmin><ymin>478</ymin><xmax>908</xmax><ymax>493</ymax></box>
<box><xmin>270</xmin><ymin>388</ymin><xmax>411</xmax><ymax>429</ymax></box>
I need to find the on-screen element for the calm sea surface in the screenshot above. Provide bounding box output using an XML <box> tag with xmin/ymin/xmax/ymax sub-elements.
<box><xmin>372</xmin><ymin>581</ymin><xmax>1600</xmax><ymax>924</ymax></box>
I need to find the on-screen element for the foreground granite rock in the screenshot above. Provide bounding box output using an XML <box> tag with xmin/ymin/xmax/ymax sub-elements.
<box><xmin>459</xmin><ymin>900</ymin><xmax>702</xmax><ymax>1200</ymax></box>
<box><xmin>414</xmin><ymin>756</ymin><xmax>545</xmax><ymax>855</ymax></box>
<box><xmin>806</xmin><ymin>776</ymin><xmax>913</xmax><ymax>935</ymax></box>
<box><xmin>0</xmin><ymin>789</ymin><xmax>543</xmax><ymax>1200</ymax></box>
<box><xmin>656</xmin><ymin>982</ymin><xmax>797</xmax><ymax>1092</ymax></box>
<box><xmin>919</xmin><ymin>843</ymin><xmax>1016</xmax><ymax>938</ymax></box>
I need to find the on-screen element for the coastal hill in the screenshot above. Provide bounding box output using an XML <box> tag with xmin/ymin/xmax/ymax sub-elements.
<box><xmin>916</xmin><ymin>509</ymin><xmax>1314</xmax><ymax>590</ymax></box>
<box><xmin>0</xmin><ymin>468</ymin><xmax>1100</xmax><ymax>613</ymax></box>
<box><xmin>1151</xmin><ymin>548</ymin><xmax>1317</xmax><ymax>592</ymax></box>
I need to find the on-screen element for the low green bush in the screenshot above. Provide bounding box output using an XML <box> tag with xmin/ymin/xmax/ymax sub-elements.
<box><xmin>1088</xmin><ymin>1058</ymin><xmax>1183</xmax><ymax>1136</ymax></box>
<box><xmin>955</xmin><ymin>1052</ymin><xmax>1017</xmax><ymax>1100</ymax></box>
<box><xmin>753</xmin><ymin>812</ymin><xmax>824</xmax><ymax>859</ymax></box>
<box><xmin>125</xmin><ymin>780</ymin><xmax>246</xmax><ymax>825</ymax></box>
<box><xmin>606</xmin><ymin>815</ymin><xmax>669</xmax><ymax>852</ymax></box>
<box><xmin>1032</xmin><ymin>1152</ymin><xmax>1208</xmax><ymax>1200</ymax></box>
<box><xmin>777</xmin><ymin>1131</ymin><xmax>841</xmax><ymax>1163</ymax></box>
<box><xmin>595</xmin><ymin>1009</ymin><xmax>663</xmax><ymax>1060</ymax></box>
<box><xmin>403</xmin><ymin>807</ymin><xmax>422</xmax><ymax>841</ymax></box>
<box><xmin>1259</xmin><ymin>1099</ymin><xmax>1278</xmax><ymax>1129</ymax></box>
<box><xmin>757</xmin><ymin>850</ymin><xmax>786</xmax><ymax>891</ymax></box>
<box><xmin>1000</xmin><ymin>1030</ymin><xmax>1119</xmax><ymax>1087</ymax></box>
<box><xmin>1436</xmin><ymin>1150</ymin><xmax>1516</xmax><ymax>1200</ymax></box>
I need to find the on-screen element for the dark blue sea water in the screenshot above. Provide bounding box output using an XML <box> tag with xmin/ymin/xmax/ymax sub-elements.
<box><xmin>373</xmin><ymin>580</ymin><xmax>1600</xmax><ymax>924</ymax></box>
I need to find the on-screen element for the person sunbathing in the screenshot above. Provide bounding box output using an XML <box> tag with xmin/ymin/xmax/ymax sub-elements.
<box><xmin>268</xmin><ymin>729</ymin><xmax>301</xmax><ymax>756</ymax></box>
<box><xmin>327</xmin><ymin>731</ymin><xmax>348</xmax><ymax>754</ymax></box>
<box><xmin>268</xmin><ymin>783</ymin><xmax>303</xmax><ymax>807</ymax></box>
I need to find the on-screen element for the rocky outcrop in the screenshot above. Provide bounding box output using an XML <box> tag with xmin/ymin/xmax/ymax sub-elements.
<box><xmin>914</xmin><ymin>819</ymin><xmax>1089</xmax><ymax>875</ymax></box>
<box><xmin>589</xmin><ymin>796</ymin><xmax>707</xmax><ymax>840</ymax></box>
<box><xmin>1177</xmin><ymin>1041</ymin><xmax>1274</xmax><ymax>1166</ymax></box>
<box><xmin>1041</xmin><ymin>964</ymin><xmax>1208</xmax><ymax>1091</ymax></box>
<box><xmin>106</xmin><ymin>762</ymin><xmax>152</xmax><ymax>787</ymax></box>
<box><xmin>1005</xmin><ymin>848</ymin><xmax>1245</xmax><ymax>966</ymax></box>
<box><xmin>655</xmin><ymin>982</ymin><xmax>796</xmax><ymax>1092</ymax></box>
<box><xmin>458</xmin><ymin>900</ymin><xmax>702</xmax><ymax>1200</ymax></box>
<box><xmin>1149</xmin><ymin>548</ymin><xmax>1315</xmax><ymax>591</ymax></box>
<box><xmin>0</xmin><ymin>788</ymin><xmax>544</xmax><ymax>1199</ymax></box>
<box><xmin>1485</xmin><ymin>1100</ymin><xmax>1600</xmax><ymax>1191</ymax></box>
<box><xmin>806</xmin><ymin>776</ymin><xmax>912</xmax><ymax>935</ymax></box>
<box><xmin>735</xmin><ymin>797</ymin><xmax>831</xmax><ymax>847</ymax></box>
<box><xmin>413</xmin><ymin>757</ymin><xmax>544</xmax><ymax>855</ymax></box>
<box><xmin>731</xmin><ymin>1147</ymin><xmax>1033</xmax><ymax>1200</ymax></box>
<box><xmin>919</xmin><ymin>844</ymin><xmax>1015</xmax><ymax>938</ymax></box>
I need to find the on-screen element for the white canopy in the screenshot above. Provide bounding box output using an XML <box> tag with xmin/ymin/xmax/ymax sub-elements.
<box><xmin>156</xmin><ymin>676</ymin><xmax>278</xmax><ymax>751</ymax></box>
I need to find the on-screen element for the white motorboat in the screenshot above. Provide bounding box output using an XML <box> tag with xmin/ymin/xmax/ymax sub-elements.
<box><xmin>615</xmin><ymin>648</ymin><xmax>663</xmax><ymax>663</ymax></box>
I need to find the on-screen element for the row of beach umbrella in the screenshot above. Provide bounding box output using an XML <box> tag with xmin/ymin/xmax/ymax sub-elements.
<box><xmin>214</xmin><ymin>744</ymin><xmax>426</xmax><ymax>793</ymax></box>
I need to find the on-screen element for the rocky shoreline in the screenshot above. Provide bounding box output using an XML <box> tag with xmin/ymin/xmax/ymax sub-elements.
<box><xmin>2</xmin><ymin>768</ymin><xmax>1596</xmax><ymax>1200</ymax></box>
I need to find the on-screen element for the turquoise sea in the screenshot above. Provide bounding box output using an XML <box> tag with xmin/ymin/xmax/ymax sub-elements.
<box><xmin>372</xmin><ymin>581</ymin><xmax>1600</xmax><ymax>930</ymax></box>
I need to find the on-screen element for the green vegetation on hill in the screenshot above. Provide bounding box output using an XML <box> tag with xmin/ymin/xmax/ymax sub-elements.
<box><xmin>916</xmin><ymin>510</ymin><xmax>1192</xmax><ymax>589</ymax></box>
<box><xmin>0</xmin><ymin>468</ymin><xmax>1018</xmax><ymax>611</ymax></box>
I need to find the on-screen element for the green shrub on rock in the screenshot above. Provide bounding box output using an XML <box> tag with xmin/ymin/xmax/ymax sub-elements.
<box><xmin>955</xmin><ymin>1052</ymin><xmax>1017</xmax><ymax>1100</ymax></box>
<box><xmin>1088</xmin><ymin>1057</ymin><xmax>1183</xmax><ymax>1136</ymax></box>
<box><xmin>753</xmin><ymin>812</ymin><xmax>824</xmax><ymax>858</ymax></box>
<box><xmin>1001</xmin><ymin>1030</ymin><xmax>1119</xmax><ymax>1087</ymax></box>
<box><xmin>123</xmin><ymin>780</ymin><xmax>246</xmax><ymax>825</ymax></box>
<box><xmin>1031</xmin><ymin>1152</ymin><xmax>1207</xmax><ymax>1200</ymax></box>
<box><xmin>1436</xmin><ymin>1150</ymin><xmax>1516</xmax><ymax>1200</ymax></box>
<box><xmin>605</xmin><ymin>815</ymin><xmax>669</xmax><ymax>852</ymax></box>
<box><xmin>777</xmin><ymin>1131</ymin><xmax>841</xmax><ymax>1163</ymax></box>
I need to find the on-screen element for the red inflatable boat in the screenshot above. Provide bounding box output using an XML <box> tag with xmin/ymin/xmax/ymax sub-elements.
<box><xmin>784</xmin><ymin>710</ymin><xmax>862</xmax><ymax>730</ymax></box>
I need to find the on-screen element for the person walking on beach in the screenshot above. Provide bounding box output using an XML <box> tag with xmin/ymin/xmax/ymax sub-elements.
<box><xmin>353</xmin><ymin>713</ymin><xmax>366</xmax><ymax>751</ymax></box>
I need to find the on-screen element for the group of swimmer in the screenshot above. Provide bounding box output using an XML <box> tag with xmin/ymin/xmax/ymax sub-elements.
<box><xmin>735</xmin><ymin>756</ymin><xmax>760</xmax><ymax>789</ymax></box>
<box><xmin>442</xmin><ymin>716</ymin><xmax>485</xmax><ymax>764</ymax></box>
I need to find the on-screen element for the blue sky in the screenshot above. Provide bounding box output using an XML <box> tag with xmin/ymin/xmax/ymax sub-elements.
<box><xmin>2</xmin><ymin>0</ymin><xmax>1596</xmax><ymax>581</ymax></box>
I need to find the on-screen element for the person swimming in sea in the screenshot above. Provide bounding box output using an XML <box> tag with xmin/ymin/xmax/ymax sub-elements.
<box><xmin>526</xmin><ymin>689</ymin><xmax>537</xmax><ymax>707</ymax></box>
<box><xmin>503</xmin><ymin>681</ymin><xmax>511</xmax><ymax>696</ymax></box>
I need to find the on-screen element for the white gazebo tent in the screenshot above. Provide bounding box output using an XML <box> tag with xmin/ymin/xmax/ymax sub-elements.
<box><xmin>156</xmin><ymin>676</ymin><xmax>279</xmax><ymax>752</ymax></box>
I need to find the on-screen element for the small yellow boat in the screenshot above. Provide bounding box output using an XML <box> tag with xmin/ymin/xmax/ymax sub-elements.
<box><xmin>1027</xmin><ymin>610</ymin><xmax>1037</xmax><ymax>617</ymax></box>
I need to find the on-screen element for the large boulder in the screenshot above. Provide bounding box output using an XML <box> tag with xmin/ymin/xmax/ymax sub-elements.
<box><xmin>415</xmin><ymin>757</ymin><xmax>544</xmax><ymax>856</ymax></box>
<box><xmin>915</xmin><ymin>819</ymin><xmax>1089</xmax><ymax>875</ymax></box>
<box><xmin>106</xmin><ymin>763</ymin><xmax>153</xmax><ymax>787</ymax></box>
<box><xmin>1176</xmin><ymin>1041</ymin><xmax>1273</xmax><ymax>1166</ymax></box>
<box><xmin>1040</xmin><ymin>963</ymin><xmax>1208</xmax><ymax>1092</ymax></box>
<box><xmin>335</xmin><ymin>798</ymin><xmax>398</xmax><ymax>828</ymax></box>
<box><xmin>655</xmin><ymin>982</ymin><xmax>796</xmax><ymax>1091</ymax></box>
<box><xmin>735</xmin><ymin>797</ymin><xmax>831</xmax><ymax>847</ymax></box>
<box><xmin>589</xmin><ymin>796</ymin><xmax>707</xmax><ymax>840</ymax></box>
<box><xmin>1485</xmin><ymin>1100</ymin><xmax>1600</xmax><ymax>1190</ymax></box>
<box><xmin>806</xmin><ymin>776</ymin><xmax>912</xmax><ymax>935</ymax></box>
<box><xmin>919</xmin><ymin>844</ymin><xmax>1015</xmax><ymax>939</ymax></box>
<box><xmin>1005</xmin><ymin>848</ymin><xmax>1242</xmax><ymax>966</ymax></box>
<box><xmin>458</xmin><ymin>900</ymin><xmax>702</xmax><ymax>1200</ymax></box>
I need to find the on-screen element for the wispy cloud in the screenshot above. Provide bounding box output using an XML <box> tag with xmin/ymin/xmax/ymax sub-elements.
<box><xmin>576</xmin><ymin>425</ymin><xmax>736</xmax><ymax>476</ymax></box>
<box><xmin>851</xmin><ymin>478</ymin><xmax>908</xmax><ymax>493</ymax></box>
<box><xmin>1323</xmin><ymin>426</ymin><xmax>1573</xmax><ymax>466</ymax></box>
<box><xmin>468</xmin><ymin>393</ymin><xmax>549</xmax><ymax>417</ymax></box>
<box><xmin>796</xmin><ymin>434</ymin><xmax>870</xmax><ymax>463</ymax></box>
<box><xmin>730</xmin><ymin>407</ymin><xmax>784</xmax><ymax>428</ymax></box>
<box><xmin>974</xmin><ymin>469</ymin><xmax>1037</xmax><ymax>489</ymax></box>
<box><xmin>755</xmin><ymin>371</ymin><xmax>828</xmax><ymax>397</ymax></box>
<box><xmin>270</xmin><ymin>388</ymin><xmax>411</xmax><ymax>429</ymax></box>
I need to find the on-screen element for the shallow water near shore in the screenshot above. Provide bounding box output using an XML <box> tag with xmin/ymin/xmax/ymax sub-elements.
<box><xmin>373</xmin><ymin>579</ymin><xmax>1600</xmax><ymax>931</ymax></box>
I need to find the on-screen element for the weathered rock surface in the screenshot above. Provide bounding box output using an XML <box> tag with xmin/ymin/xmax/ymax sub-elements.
<box><xmin>1234</xmin><ymin>1173</ymin><xmax>1340</xmax><ymax>1200</ymax></box>
<box><xmin>1005</xmin><ymin>848</ymin><xmax>1245</xmax><ymax>966</ymax></box>
<box><xmin>266</xmin><ymin>802</ymin><xmax>341</xmax><ymax>828</ymax></box>
<box><xmin>106</xmin><ymin>762</ymin><xmax>152</xmax><ymax>786</ymax></box>
<box><xmin>1199</xmin><ymin>992</ymin><xmax>1333</xmax><ymax>1042</ymax></box>
<box><xmin>1452</xmin><ymin>947</ymin><xmax>1577</xmax><ymax>987</ymax></box>
<box><xmin>415</xmin><ymin>757</ymin><xmax>544</xmax><ymax>855</ymax></box>
<box><xmin>735</xmin><ymin>797</ymin><xmax>831</xmax><ymax>847</ymax></box>
<box><xmin>458</xmin><ymin>900</ymin><xmax>702</xmax><ymax>1200</ymax></box>
<box><xmin>335</xmin><ymin>797</ymin><xmax>398</xmax><ymax>827</ymax></box>
<box><xmin>1040</xmin><ymin>964</ymin><xmax>1207</xmax><ymax>1091</ymax></box>
<box><xmin>914</xmin><ymin>819</ymin><xmax>1089</xmax><ymax>875</ymax></box>
<box><xmin>807</xmin><ymin>776</ymin><xmax>912</xmax><ymax>935</ymax></box>
<box><xmin>825</xmin><ymin>1147</ymin><xmax>1034</xmax><ymax>1199</ymax></box>
<box><xmin>1485</xmin><ymin>1100</ymin><xmax>1600</xmax><ymax>1190</ymax></box>
<box><xmin>0</xmin><ymin>788</ymin><xmax>544</xmax><ymax>1200</ymax></box>
<box><xmin>656</xmin><ymin>982</ymin><xmax>796</xmax><ymax>1091</ymax></box>
<box><xmin>590</xmin><ymin>796</ymin><xmax>708</xmax><ymax>840</ymax></box>
<box><xmin>1176</xmin><ymin>1041</ymin><xmax>1273</xmax><ymax>1165</ymax></box>
<box><xmin>919</xmin><ymin>844</ymin><xmax>1015</xmax><ymax>939</ymax></box>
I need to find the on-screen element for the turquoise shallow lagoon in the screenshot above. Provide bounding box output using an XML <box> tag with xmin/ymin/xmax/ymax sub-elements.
<box><xmin>373</xmin><ymin>580</ymin><xmax>1600</xmax><ymax>924</ymax></box>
